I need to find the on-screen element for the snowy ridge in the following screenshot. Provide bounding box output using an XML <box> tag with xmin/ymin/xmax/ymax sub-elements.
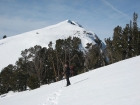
<box><xmin>0</xmin><ymin>56</ymin><xmax>140</xmax><ymax>105</ymax></box>
<box><xmin>0</xmin><ymin>20</ymin><xmax>104</xmax><ymax>71</ymax></box>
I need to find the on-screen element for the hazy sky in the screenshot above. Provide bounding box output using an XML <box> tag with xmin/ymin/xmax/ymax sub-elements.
<box><xmin>0</xmin><ymin>0</ymin><xmax>140</xmax><ymax>42</ymax></box>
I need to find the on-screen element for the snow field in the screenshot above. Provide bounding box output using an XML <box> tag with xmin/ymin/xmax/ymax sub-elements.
<box><xmin>0</xmin><ymin>56</ymin><xmax>140</xmax><ymax>105</ymax></box>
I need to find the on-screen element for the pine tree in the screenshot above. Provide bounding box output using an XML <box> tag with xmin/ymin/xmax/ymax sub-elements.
<box><xmin>27</xmin><ymin>75</ymin><xmax>40</xmax><ymax>89</ymax></box>
<box><xmin>0</xmin><ymin>64</ymin><xmax>14</xmax><ymax>94</ymax></box>
<box><xmin>105</xmin><ymin>12</ymin><xmax>140</xmax><ymax>64</ymax></box>
<box><xmin>3</xmin><ymin>35</ymin><xmax>7</xmax><ymax>39</ymax></box>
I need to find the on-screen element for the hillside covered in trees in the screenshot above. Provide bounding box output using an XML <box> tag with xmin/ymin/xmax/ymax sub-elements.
<box><xmin>0</xmin><ymin>13</ymin><xmax>140</xmax><ymax>95</ymax></box>
<box><xmin>105</xmin><ymin>13</ymin><xmax>140</xmax><ymax>63</ymax></box>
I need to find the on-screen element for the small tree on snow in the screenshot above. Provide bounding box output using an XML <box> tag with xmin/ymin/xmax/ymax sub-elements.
<box><xmin>3</xmin><ymin>35</ymin><xmax>7</xmax><ymax>39</ymax></box>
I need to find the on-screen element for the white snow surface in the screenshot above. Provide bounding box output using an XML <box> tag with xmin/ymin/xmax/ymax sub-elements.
<box><xmin>0</xmin><ymin>20</ymin><xmax>100</xmax><ymax>71</ymax></box>
<box><xmin>0</xmin><ymin>56</ymin><xmax>140</xmax><ymax>105</ymax></box>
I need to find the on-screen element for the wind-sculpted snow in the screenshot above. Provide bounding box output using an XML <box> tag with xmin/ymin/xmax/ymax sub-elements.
<box><xmin>0</xmin><ymin>56</ymin><xmax>140</xmax><ymax>105</ymax></box>
<box><xmin>0</xmin><ymin>20</ymin><xmax>104</xmax><ymax>71</ymax></box>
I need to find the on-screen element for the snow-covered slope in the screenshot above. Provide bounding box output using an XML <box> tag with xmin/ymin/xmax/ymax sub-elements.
<box><xmin>0</xmin><ymin>20</ymin><xmax>105</xmax><ymax>71</ymax></box>
<box><xmin>0</xmin><ymin>56</ymin><xmax>140</xmax><ymax>105</ymax></box>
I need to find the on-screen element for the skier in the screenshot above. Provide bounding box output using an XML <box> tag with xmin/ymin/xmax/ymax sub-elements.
<box><xmin>63</xmin><ymin>62</ymin><xmax>71</xmax><ymax>86</ymax></box>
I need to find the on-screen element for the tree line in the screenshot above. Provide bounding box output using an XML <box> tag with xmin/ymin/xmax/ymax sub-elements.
<box><xmin>0</xmin><ymin>37</ymin><xmax>86</xmax><ymax>94</ymax></box>
<box><xmin>105</xmin><ymin>12</ymin><xmax>140</xmax><ymax>63</ymax></box>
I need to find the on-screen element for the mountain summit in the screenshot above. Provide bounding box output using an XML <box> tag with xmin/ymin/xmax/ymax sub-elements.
<box><xmin>0</xmin><ymin>20</ymin><xmax>105</xmax><ymax>71</ymax></box>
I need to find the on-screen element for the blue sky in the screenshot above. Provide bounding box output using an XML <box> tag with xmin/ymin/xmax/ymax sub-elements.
<box><xmin>0</xmin><ymin>0</ymin><xmax>140</xmax><ymax>42</ymax></box>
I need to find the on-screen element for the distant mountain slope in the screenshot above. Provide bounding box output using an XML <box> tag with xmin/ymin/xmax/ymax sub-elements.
<box><xmin>0</xmin><ymin>56</ymin><xmax>140</xmax><ymax>105</ymax></box>
<box><xmin>0</xmin><ymin>20</ymin><xmax>105</xmax><ymax>71</ymax></box>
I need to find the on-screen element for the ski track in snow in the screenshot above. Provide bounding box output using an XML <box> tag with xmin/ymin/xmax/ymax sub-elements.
<box><xmin>39</xmin><ymin>89</ymin><xmax>62</xmax><ymax>105</ymax></box>
<box><xmin>39</xmin><ymin>79</ymin><xmax>66</xmax><ymax>105</ymax></box>
<box><xmin>38</xmin><ymin>76</ymin><xmax>90</xmax><ymax>105</ymax></box>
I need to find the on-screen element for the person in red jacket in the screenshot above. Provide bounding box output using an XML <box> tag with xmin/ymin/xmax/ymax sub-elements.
<box><xmin>70</xmin><ymin>66</ymin><xmax>74</xmax><ymax>77</ymax></box>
